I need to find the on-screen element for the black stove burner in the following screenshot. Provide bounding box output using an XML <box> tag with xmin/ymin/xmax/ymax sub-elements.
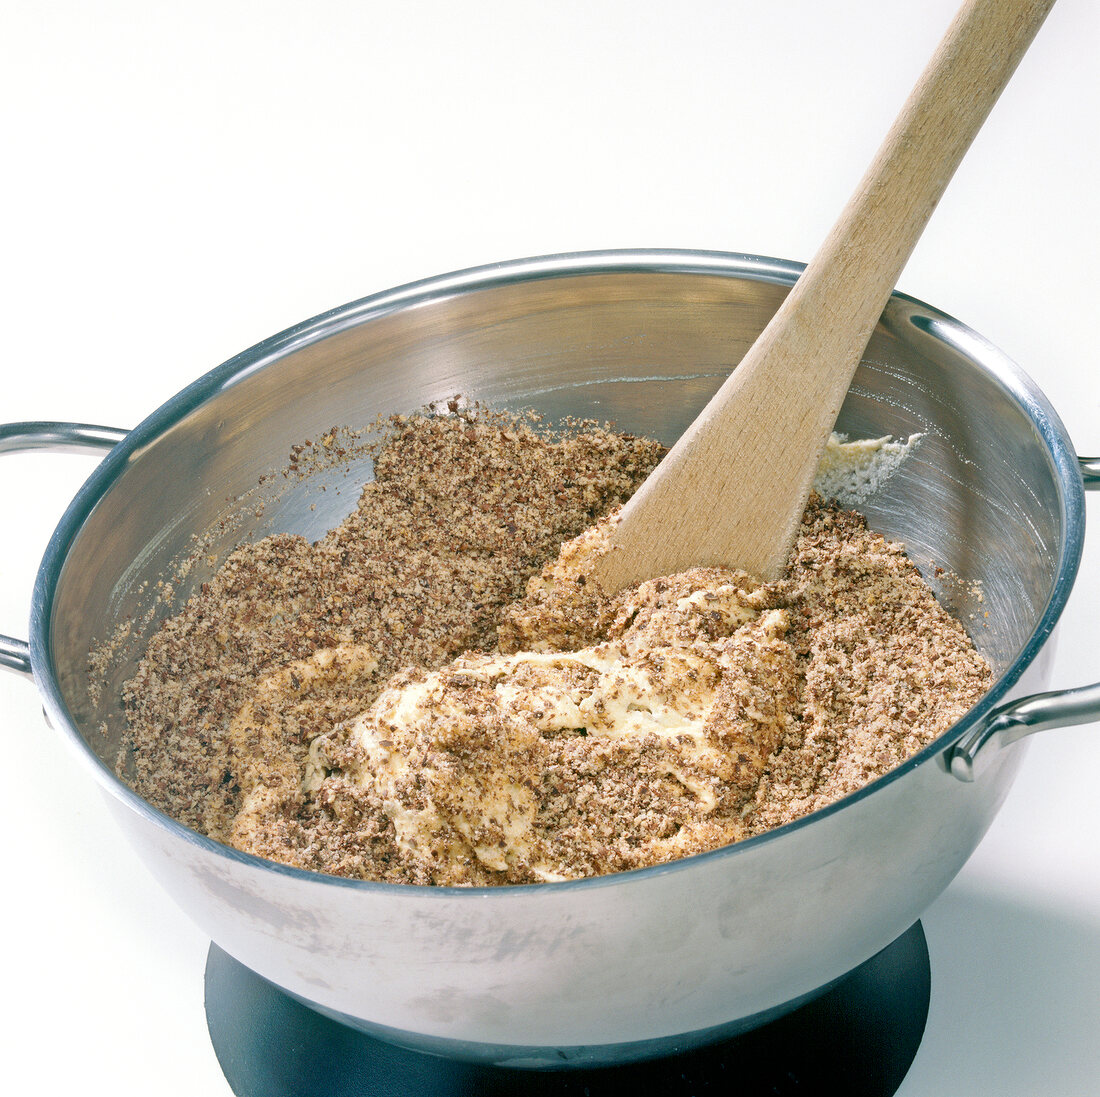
<box><xmin>205</xmin><ymin>921</ymin><xmax>930</xmax><ymax>1097</ymax></box>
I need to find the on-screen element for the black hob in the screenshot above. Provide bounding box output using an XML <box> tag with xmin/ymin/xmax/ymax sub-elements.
<box><xmin>205</xmin><ymin>921</ymin><xmax>930</xmax><ymax>1096</ymax></box>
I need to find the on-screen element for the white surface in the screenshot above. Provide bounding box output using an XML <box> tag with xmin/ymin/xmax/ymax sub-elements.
<box><xmin>2</xmin><ymin>1</ymin><xmax>1098</xmax><ymax>1093</ymax></box>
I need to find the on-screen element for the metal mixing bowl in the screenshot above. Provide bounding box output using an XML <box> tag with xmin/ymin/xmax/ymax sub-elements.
<box><xmin>3</xmin><ymin>250</ymin><xmax>1099</xmax><ymax>1067</ymax></box>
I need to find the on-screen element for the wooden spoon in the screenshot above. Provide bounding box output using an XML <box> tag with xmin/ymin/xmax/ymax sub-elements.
<box><xmin>593</xmin><ymin>0</ymin><xmax>1057</xmax><ymax>592</ymax></box>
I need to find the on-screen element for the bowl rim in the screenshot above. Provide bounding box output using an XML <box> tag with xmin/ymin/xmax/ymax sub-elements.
<box><xmin>29</xmin><ymin>247</ymin><xmax>1086</xmax><ymax>898</ymax></box>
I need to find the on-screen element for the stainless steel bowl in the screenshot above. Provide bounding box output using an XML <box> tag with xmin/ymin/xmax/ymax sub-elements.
<box><xmin>3</xmin><ymin>250</ymin><xmax>1099</xmax><ymax>1067</ymax></box>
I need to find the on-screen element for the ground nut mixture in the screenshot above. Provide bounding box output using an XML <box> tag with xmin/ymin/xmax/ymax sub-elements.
<box><xmin>120</xmin><ymin>412</ymin><xmax>991</xmax><ymax>885</ymax></box>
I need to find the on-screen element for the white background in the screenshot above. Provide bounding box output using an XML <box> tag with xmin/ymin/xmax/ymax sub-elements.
<box><xmin>2</xmin><ymin>1</ymin><xmax>1098</xmax><ymax>1093</ymax></box>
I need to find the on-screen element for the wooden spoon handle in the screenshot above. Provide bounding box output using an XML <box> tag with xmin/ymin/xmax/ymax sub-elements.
<box><xmin>594</xmin><ymin>0</ymin><xmax>1056</xmax><ymax>591</ymax></box>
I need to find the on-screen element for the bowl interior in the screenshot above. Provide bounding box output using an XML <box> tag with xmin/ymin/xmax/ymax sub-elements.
<box><xmin>41</xmin><ymin>255</ymin><xmax>1075</xmax><ymax>778</ymax></box>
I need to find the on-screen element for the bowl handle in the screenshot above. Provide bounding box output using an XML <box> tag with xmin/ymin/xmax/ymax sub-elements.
<box><xmin>1080</xmin><ymin>456</ymin><xmax>1100</xmax><ymax>488</ymax></box>
<box><xmin>950</xmin><ymin>455</ymin><xmax>1100</xmax><ymax>781</ymax></box>
<box><xmin>950</xmin><ymin>682</ymin><xmax>1100</xmax><ymax>782</ymax></box>
<box><xmin>0</xmin><ymin>422</ymin><xmax>129</xmax><ymax>677</ymax></box>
